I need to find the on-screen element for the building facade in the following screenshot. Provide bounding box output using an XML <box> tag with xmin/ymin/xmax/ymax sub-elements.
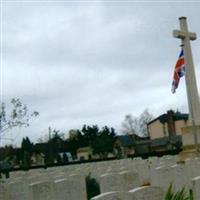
<box><xmin>148</xmin><ymin>110</ymin><xmax>189</xmax><ymax>139</ymax></box>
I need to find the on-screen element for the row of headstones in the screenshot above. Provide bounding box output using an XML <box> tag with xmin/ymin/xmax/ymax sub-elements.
<box><xmin>2</xmin><ymin>175</ymin><xmax>200</xmax><ymax>200</ymax></box>
<box><xmin>91</xmin><ymin>175</ymin><xmax>200</xmax><ymax>200</ymax></box>
<box><xmin>91</xmin><ymin>156</ymin><xmax>200</xmax><ymax>199</ymax></box>
<box><xmin>0</xmin><ymin>174</ymin><xmax>87</xmax><ymax>200</ymax></box>
<box><xmin>0</xmin><ymin>174</ymin><xmax>165</xmax><ymax>200</ymax></box>
<box><xmin>3</xmin><ymin>158</ymin><xmax>152</xmax><ymax>185</ymax></box>
<box><xmin>3</xmin><ymin>155</ymin><xmax>199</xmax><ymax>200</ymax></box>
<box><xmin>6</xmin><ymin>155</ymin><xmax>176</xmax><ymax>182</ymax></box>
<box><xmin>150</xmin><ymin>157</ymin><xmax>200</xmax><ymax>191</ymax></box>
<box><xmin>91</xmin><ymin>186</ymin><xmax>164</xmax><ymax>200</ymax></box>
<box><xmin>0</xmin><ymin>169</ymin><xmax>144</xmax><ymax>200</ymax></box>
<box><xmin>0</xmin><ymin>156</ymin><xmax>177</xmax><ymax>200</ymax></box>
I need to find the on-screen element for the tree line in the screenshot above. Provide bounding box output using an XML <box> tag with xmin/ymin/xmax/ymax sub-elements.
<box><xmin>0</xmin><ymin>98</ymin><xmax>153</xmax><ymax>168</ymax></box>
<box><xmin>0</xmin><ymin>125</ymin><xmax>117</xmax><ymax>168</ymax></box>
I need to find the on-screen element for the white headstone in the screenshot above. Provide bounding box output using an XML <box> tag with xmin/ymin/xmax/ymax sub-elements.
<box><xmin>134</xmin><ymin>161</ymin><xmax>150</xmax><ymax>185</ymax></box>
<box><xmin>171</xmin><ymin>164</ymin><xmax>188</xmax><ymax>191</ymax></box>
<box><xmin>68</xmin><ymin>174</ymin><xmax>87</xmax><ymax>200</ymax></box>
<box><xmin>150</xmin><ymin>166</ymin><xmax>173</xmax><ymax>190</ymax></box>
<box><xmin>55</xmin><ymin>178</ymin><xmax>87</xmax><ymax>200</ymax></box>
<box><xmin>100</xmin><ymin>173</ymin><xmax>121</xmax><ymax>193</ymax></box>
<box><xmin>91</xmin><ymin>191</ymin><xmax>132</xmax><ymax>200</ymax></box>
<box><xmin>8</xmin><ymin>180</ymin><xmax>29</xmax><ymax>200</ymax></box>
<box><xmin>192</xmin><ymin>176</ymin><xmax>200</xmax><ymax>199</ymax></box>
<box><xmin>0</xmin><ymin>183</ymin><xmax>9</xmax><ymax>200</ymax></box>
<box><xmin>129</xmin><ymin>186</ymin><xmax>164</xmax><ymax>200</ymax></box>
<box><xmin>100</xmin><ymin>170</ymin><xmax>140</xmax><ymax>194</ymax></box>
<box><xmin>119</xmin><ymin>171</ymin><xmax>140</xmax><ymax>190</ymax></box>
<box><xmin>29</xmin><ymin>181</ymin><xmax>55</xmax><ymax>200</ymax></box>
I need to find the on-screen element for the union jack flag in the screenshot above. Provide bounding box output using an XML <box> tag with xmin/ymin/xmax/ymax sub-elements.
<box><xmin>172</xmin><ymin>48</ymin><xmax>186</xmax><ymax>93</ymax></box>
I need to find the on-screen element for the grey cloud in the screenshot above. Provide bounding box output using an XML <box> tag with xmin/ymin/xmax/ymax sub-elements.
<box><xmin>2</xmin><ymin>2</ymin><xmax>200</xmax><ymax>146</ymax></box>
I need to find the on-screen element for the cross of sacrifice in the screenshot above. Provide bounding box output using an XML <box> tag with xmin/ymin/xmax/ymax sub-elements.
<box><xmin>173</xmin><ymin>17</ymin><xmax>200</xmax><ymax>151</ymax></box>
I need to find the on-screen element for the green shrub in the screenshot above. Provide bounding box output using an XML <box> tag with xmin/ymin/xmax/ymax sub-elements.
<box><xmin>164</xmin><ymin>183</ymin><xmax>193</xmax><ymax>200</ymax></box>
<box><xmin>85</xmin><ymin>173</ymin><xmax>100</xmax><ymax>200</ymax></box>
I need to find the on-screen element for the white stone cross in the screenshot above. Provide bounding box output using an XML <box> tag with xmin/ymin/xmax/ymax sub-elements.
<box><xmin>173</xmin><ymin>17</ymin><xmax>200</xmax><ymax>150</ymax></box>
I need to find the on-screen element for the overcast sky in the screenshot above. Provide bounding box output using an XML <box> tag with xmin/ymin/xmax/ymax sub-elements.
<box><xmin>1</xmin><ymin>0</ymin><xmax>200</xmax><ymax>146</ymax></box>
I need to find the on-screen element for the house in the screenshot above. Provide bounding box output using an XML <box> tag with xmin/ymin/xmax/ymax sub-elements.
<box><xmin>77</xmin><ymin>147</ymin><xmax>95</xmax><ymax>161</ymax></box>
<box><xmin>134</xmin><ymin>139</ymin><xmax>151</xmax><ymax>156</ymax></box>
<box><xmin>31</xmin><ymin>152</ymin><xmax>45</xmax><ymax>166</ymax></box>
<box><xmin>150</xmin><ymin>135</ymin><xmax>182</xmax><ymax>153</ymax></box>
<box><xmin>113</xmin><ymin>135</ymin><xmax>135</xmax><ymax>158</ymax></box>
<box><xmin>148</xmin><ymin>110</ymin><xmax>189</xmax><ymax>139</ymax></box>
<box><xmin>147</xmin><ymin>110</ymin><xmax>187</xmax><ymax>153</ymax></box>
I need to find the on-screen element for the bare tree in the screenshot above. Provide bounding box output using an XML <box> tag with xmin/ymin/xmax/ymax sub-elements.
<box><xmin>122</xmin><ymin>114</ymin><xmax>139</xmax><ymax>135</ymax></box>
<box><xmin>122</xmin><ymin>109</ymin><xmax>153</xmax><ymax>137</ymax></box>
<box><xmin>138</xmin><ymin>109</ymin><xmax>153</xmax><ymax>137</ymax></box>
<box><xmin>0</xmin><ymin>98</ymin><xmax>39</xmax><ymax>140</ymax></box>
